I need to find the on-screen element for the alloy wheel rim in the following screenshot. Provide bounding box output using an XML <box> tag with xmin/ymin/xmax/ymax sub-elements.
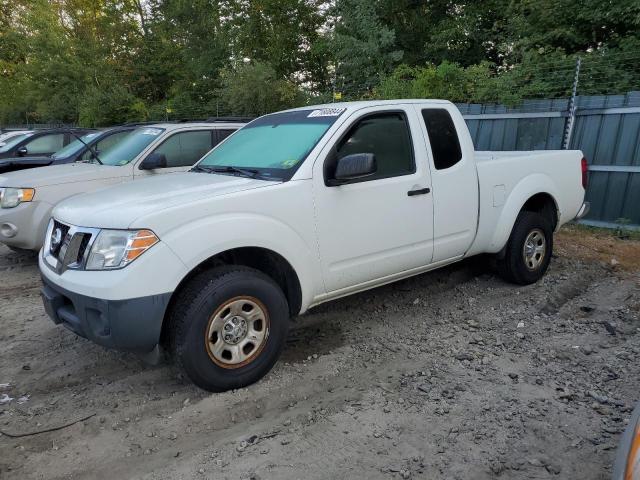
<box><xmin>522</xmin><ymin>228</ymin><xmax>546</xmax><ymax>271</ymax></box>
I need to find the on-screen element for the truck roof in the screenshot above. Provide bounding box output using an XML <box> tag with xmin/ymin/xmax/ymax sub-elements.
<box><xmin>140</xmin><ymin>122</ymin><xmax>246</xmax><ymax>130</ymax></box>
<box><xmin>284</xmin><ymin>99</ymin><xmax>453</xmax><ymax>113</ymax></box>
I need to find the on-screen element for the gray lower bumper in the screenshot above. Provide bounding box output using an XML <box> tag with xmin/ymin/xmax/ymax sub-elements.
<box><xmin>575</xmin><ymin>201</ymin><xmax>590</xmax><ymax>220</ymax></box>
<box><xmin>41</xmin><ymin>276</ymin><xmax>172</xmax><ymax>353</ymax></box>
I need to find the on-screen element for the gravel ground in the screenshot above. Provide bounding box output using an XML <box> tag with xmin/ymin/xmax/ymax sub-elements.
<box><xmin>0</xmin><ymin>231</ymin><xmax>639</xmax><ymax>480</ymax></box>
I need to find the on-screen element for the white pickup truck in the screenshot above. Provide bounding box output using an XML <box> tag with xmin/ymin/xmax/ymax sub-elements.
<box><xmin>39</xmin><ymin>100</ymin><xmax>589</xmax><ymax>392</ymax></box>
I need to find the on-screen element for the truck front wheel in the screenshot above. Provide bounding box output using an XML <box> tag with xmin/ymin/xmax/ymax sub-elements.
<box><xmin>166</xmin><ymin>266</ymin><xmax>289</xmax><ymax>392</ymax></box>
<box><xmin>497</xmin><ymin>211</ymin><xmax>553</xmax><ymax>285</ymax></box>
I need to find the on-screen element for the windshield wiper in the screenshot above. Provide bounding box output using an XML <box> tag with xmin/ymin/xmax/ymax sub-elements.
<box><xmin>210</xmin><ymin>166</ymin><xmax>261</xmax><ymax>178</ymax></box>
<box><xmin>66</xmin><ymin>128</ymin><xmax>103</xmax><ymax>165</ymax></box>
<box><xmin>192</xmin><ymin>164</ymin><xmax>282</xmax><ymax>181</ymax></box>
<box><xmin>191</xmin><ymin>165</ymin><xmax>214</xmax><ymax>173</ymax></box>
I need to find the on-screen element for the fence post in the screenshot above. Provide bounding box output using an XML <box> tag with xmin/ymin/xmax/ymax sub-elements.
<box><xmin>563</xmin><ymin>56</ymin><xmax>581</xmax><ymax>149</ymax></box>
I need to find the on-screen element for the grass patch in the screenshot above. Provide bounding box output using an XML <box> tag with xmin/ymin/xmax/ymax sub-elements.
<box><xmin>556</xmin><ymin>222</ymin><xmax>640</xmax><ymax>271</ymax></box>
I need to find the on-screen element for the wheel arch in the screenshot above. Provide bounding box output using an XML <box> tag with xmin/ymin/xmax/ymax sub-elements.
<box><xmin>520</xmin><ymin>192</ymin><xmax>559</xmax><ymax>230</ymax></box>
<box><xmin>161</xmin><ymin>246</ymin><xmax>303</xmax><ymax>343</ymax></box>
<box><xmin>494</xmin><ymin>190</ymin><xmax>559</xmax><ymax>258</ymax></box>
<box><xmin>489</xmin><ymin>174</ymin><xmax>561</xmax><ymax>254</ymax></box>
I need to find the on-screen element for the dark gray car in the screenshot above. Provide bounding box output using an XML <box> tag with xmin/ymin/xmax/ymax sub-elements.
<box><xmin>0</xmin><ymin>127</ymin><xmax>95</xmax><ymax>172</ymax></box>
<box><xmin>0</xmin><ymin>126</ymin><xmax>137</xmax><ymax>174</ymax></box>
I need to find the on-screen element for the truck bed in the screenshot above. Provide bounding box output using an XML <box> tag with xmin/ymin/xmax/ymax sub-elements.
<box><xmin>467</xmin><ymin>149</ymin><xmax>585</xmax><ymax>256</ymax></box>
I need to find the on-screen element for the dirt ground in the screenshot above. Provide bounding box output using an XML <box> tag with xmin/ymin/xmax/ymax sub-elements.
<box><xmin>1</xmin><ymin>227</ymin><xmax>639</xmax><ymax>480</ymax></box>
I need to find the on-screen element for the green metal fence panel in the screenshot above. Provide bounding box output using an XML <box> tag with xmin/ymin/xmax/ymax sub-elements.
<box><xmin>571</xmin><ymin>92</ymin><xmax>640</xmax><ymax>226</ymax></box>
<box><xmin>458</xmin><ymin>91</ymin><xmax>640</xmax><ymax>227</ymax></box>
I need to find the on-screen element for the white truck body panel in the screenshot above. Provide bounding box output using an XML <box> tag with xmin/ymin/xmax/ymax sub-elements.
<box><xmin>468</xmin><ymin>150</ymin><xmax>584</xmax><ymax>256</ymax></box>
<box><xmin>42</xmin><ymin>100</ymin><xmax>586</xmax><ymax>319</ymax></box>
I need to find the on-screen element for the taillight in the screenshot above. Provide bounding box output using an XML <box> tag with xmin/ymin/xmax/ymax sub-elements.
<box><xmin>581</xmin><ymin>157</ymin><xmax>588</xmax><ymax>189</ymax></box>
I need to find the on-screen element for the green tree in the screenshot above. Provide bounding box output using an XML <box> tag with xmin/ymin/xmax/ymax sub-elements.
<box><xmin>505</xmin><ymin>0</ymin><xmax>640</xmax><ymax>60</ymax></box>
<box><xmin>377</xmin><ymin>0</ymin><xmax>509</xmax><ymax>67</ymax></box>
<box><xmin>375</xmin><ymin>61</ymin><xmax>505</xmax><ymax>104</ymax></box>
<box><xmin>218</xmin><ymin>61</ymin><xmax>306</xmax><ymax>116</ymax></box>
<box><xmin>328</xmin><ymin>0</ymin><xmax>403</xmax><ymax>96</ymax></box>
<box><xmin>224</xmin><ymin>0</ymin><xmax>330</xmax><ymax>87</ymax></box>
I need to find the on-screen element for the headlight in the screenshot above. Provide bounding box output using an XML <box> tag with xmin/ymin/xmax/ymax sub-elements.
<box><xmin>86</xmin><ymin>229</ymin><xmax>158</xmax><ymax>270</ymax></box>
<box><xmin>0</xmin><ymin>187</ymin><xmax>35</xmax><ymax>208</ymax></box>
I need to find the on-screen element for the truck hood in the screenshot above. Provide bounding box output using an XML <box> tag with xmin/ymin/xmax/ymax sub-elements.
<box><xmin>0</xmin><ymin>162</ymin><xmax>125</xmax><ymax>188</ymax></box>
<box><xmin>53</xmin><ymin>172</ymin><xmax>280</xmax><ymax>229</ymax></box>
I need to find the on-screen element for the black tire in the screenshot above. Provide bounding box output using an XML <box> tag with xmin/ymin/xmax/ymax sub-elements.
<box><xmin>166</xmin><ymin>265</ymin><xmax>289</xmax><ymax>392</ymax></box>
<box><xmin>497</xmin><ymin>211</ymin><xmax>553</xmax><ymax>285</ymax></box>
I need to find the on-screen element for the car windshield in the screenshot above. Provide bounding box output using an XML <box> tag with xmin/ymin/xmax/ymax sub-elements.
<box><xmin>0</xmin><ymin>132</ymin><xmax>34</xmax><ymax>153</ymax></box>
<box><xmin>98</xmin><ymin>127</ymin><xmax>164</xmax><ymax>166</ymax></box>
<box><xmin>52</xmin><ymin>132</ymin><xmax>101</xmax><ymax>159</ymax></box>
<box><xmin>196</xmin><ymin>108</ymin><xmax>345</xmax><ymax>180</ymax></box>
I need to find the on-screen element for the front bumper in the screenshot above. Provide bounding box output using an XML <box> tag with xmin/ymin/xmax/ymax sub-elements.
<box><xmin>41</xmin><ymin>274</ymin><xmax>171</xmax><ymax>352</ymax></box>
<box><xmin>0</xmin><ymin>200</ymin><xmax>53</xmax><ymax>250</ymax></box>
<box><xmin>575</xmin><ymin>201</ymin><xmax>590</xmax><ymax>220</ymax></box>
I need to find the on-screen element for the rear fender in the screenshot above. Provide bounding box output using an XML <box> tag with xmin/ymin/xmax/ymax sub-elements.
<box><xmin>489</xmin><ymin>174</ymin><xmax>559</xmax><ymax>252</ymax></box>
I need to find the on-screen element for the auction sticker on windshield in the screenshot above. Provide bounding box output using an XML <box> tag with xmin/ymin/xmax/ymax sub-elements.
<box><xmin>307</xmin><ymin>108</ymin><xmax>346</xmax><ymax>117</ymax></box>
<box><xmin>141</xmin><ymin>128</ymin><xmax>162</xmax><ymax>136</ymax></box>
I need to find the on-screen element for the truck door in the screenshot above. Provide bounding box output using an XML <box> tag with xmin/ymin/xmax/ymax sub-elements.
<box><xmin>312</xmin><ymin>107</ymin><xmax>434</xmax><ymax>293</ymax></box>
<box><xmin>416</xmin><ymin>106</ymin><xmax>479</xmax><ymax>262</ymax></box>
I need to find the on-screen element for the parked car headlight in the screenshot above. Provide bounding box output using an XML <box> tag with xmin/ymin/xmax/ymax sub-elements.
<box><xmin>0</xmin><ymin>187</ymin><xmax>35</xmax><ymax>208</ymax></box>
<box><xmin>86</xmin><ymin>229</ymin><xmax>159</xmax><ymax>270</ymax></box>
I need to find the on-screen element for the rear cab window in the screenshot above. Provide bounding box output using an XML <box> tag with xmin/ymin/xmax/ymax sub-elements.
<box><xmin>421</xmin><ymin>109</ymin><xmax>462</xmax><ymax>170</ymax></box>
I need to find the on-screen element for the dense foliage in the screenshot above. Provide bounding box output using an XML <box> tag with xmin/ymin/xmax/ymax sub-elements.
<box><xmin>1</xmin><ymin>0</ymin><xmax>639</xmax><ymax>125</ymax></box>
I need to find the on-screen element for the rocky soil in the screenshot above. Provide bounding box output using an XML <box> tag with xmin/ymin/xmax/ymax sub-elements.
<box><xmin>0</xmin><ymin>231</ymin><xmax>639</xmax><ymax>480</ymax></box>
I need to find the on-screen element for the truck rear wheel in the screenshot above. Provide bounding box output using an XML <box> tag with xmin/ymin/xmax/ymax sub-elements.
<box><xmin>497</xmin><ymin>211</ymin><xmax>553</xmax><ymax>285</ymax></box>
<box><xmin>166</xmin><ymin>266</ymin><xmax>289</xmax><ymax>392</ymax></box>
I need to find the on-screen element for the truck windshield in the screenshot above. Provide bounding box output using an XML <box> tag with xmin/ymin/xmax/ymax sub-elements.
<box><xmin>0</xmin><ymin>133</ymin><xmax>34</xmax><ymax>153</ymax></box>
<box><xmin>197</xmin><ymin>108</ymin><xmax>344</xmax><ymax>179</ymax></box>
<box><xmin>99</xmin><ymin>127</ymin><xmax>164</xmax><ymax>166</ymax></box>
<box><xmin>52</xmin><ymin>132</ymin><xmax>101</xmax><ymax>159</ymax></box>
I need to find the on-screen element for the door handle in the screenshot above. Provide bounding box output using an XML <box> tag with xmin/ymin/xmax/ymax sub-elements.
<box><xmin>407</xmin><ymin>187</ymin><xmax>431</xmax><ymax>196</ymax></box>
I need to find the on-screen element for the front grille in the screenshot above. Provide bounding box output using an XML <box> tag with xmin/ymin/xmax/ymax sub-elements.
<box><xmin>45</xmin><ymin>220</ymin><xmax>99</xmax><ymax>273</ymax></box>
<box><xmin>59</xmin><ymin>231</ymin><xmax>92</xmax><ymax>271</ymax></box>
<box><xmin>77</xmin><ymin>233</ymin><xmax>92</xmax><ymax>263</ymax></box>
<box><xmin>50</xmin><ymin>220</ymin><xmax>70</xmax><ymax>259</ymax></box>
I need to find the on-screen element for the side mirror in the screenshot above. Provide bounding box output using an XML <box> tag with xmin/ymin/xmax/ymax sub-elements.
<box><xmin>16</xmin><ymin>146</ymin><xmax>28</xmax><ymax>156</ymax></box>
<box><xmin>139</xmin><ymin>153</ymin><xmax>167</xmax><ymax>170</ymax></box>
<box><xmin>328</xmin><ymin>153</ymin><xmax>377</xmax><ymax>186</ymax></box>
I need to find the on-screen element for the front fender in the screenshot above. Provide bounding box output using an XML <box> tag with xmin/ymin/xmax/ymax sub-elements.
<box><xmin>160</xmin><ymin>213</ymin><xmax>323</xmax><ymax>313</ymax></box>
<box><xmin>489</xmin><ymin>173</ymin><xmax>560</xmax><ymax>251</ymax></box>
